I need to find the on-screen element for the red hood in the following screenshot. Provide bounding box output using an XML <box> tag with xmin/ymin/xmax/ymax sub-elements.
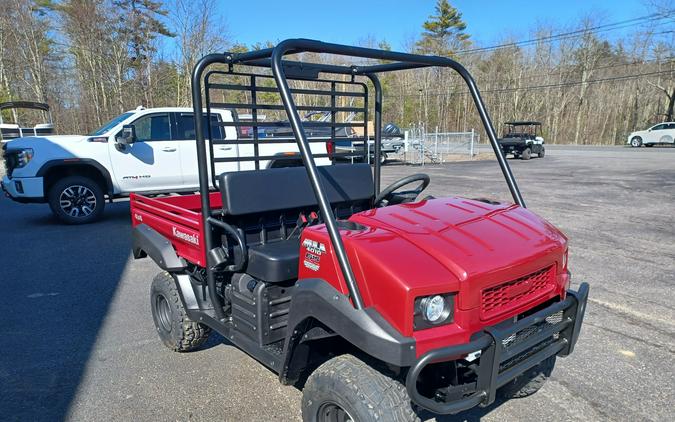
<box><xmin>300</xmin><ymin>197</ymin><xmax>568</xmax><ymax>336</ymax></box>
<box><xmin>349</xmin><ymin>198</ymin><xmax>567</xmax><ymax>310</ymax></box>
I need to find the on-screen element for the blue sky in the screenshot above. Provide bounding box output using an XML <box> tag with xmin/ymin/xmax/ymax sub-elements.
<box><xmin>222</xmin><ymin>0</ymin><xmax>658</xmax><ymax>50</ymax></box>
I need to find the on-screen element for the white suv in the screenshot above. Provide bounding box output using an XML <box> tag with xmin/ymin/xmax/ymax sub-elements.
<box><xmin>627</xmin><ymin>122</ymin><xmax>675</xmax><ymax>147</ymax></box>
<box><xmin>2</xmin><ymin>107</ymin><xmax>329</xmax><ymax>224</ymax></box>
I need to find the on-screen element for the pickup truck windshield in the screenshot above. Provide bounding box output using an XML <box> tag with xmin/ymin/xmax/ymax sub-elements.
<box><xmin>88</xmin><ymin>112</ymin><xmax>134</xmax><ymax>136</ymax></box>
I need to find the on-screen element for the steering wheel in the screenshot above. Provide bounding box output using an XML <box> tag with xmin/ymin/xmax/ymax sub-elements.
<box><xmin>374</xmin><ymin>174</ymin><xmax>430</xmax><ymax>207</ymax></box>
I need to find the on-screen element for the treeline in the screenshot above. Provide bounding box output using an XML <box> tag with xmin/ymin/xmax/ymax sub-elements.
<box><xmin>1</xmin><ymin>0</ymin><xmax>673</xmax><ymax>144</ymax></box>
<box><xmin>1</xmin><ymin>0</ymin><xmax>229</xmax><ymax>133</ymax></box>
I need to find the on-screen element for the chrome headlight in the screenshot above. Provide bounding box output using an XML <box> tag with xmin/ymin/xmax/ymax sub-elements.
<box><xmin>414</xmin><ymin>293</ymin><xmax>454</xmax><ymax>330</ymax></box>
<box><xmin>16</xmin><ymin>148</ymin><xmax>34</xmax><ymax>168</ymax></box>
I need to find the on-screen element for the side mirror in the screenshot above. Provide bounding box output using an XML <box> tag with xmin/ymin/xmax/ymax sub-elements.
<box><xmin>116</xmin><ymin>125</ymin><xmax>136</xmax><ymax>145</ymax></box>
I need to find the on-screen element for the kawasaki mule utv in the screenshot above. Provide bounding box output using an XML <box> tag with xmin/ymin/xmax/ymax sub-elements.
<box><xmin>498</xmin><ymin>121</ymin><xmax>545</xmax><ymax>160</ymax></box>
<box><xmin>129</xmin><ymin>39</ymin><xmax>588</xmax><ymax>421</ymax></box>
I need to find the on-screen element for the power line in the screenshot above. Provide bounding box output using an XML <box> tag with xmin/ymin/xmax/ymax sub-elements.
<box><xmin>467</xmin><ymin>58</ymin><xmax>675</xmax><ymax>86</ymax></box>
<box><xmin>456</xmin><ymin>11</ymin><xmax>674</xmax><ymax>55</ymax></box>
<box><xmin>386</xmin><ymin>69</ymin><xmax>673</xmax><ymax>98</ymax></box>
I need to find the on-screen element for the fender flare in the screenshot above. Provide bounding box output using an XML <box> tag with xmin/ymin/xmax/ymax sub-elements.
<box><xmin>280</xmin><ymin>279</ymin><xmax>416</xmax><ymax>384</ymax></box>
<box><xmin>132</xmin><ymin>224</ymin><xmax>186</xmax><ymax>272</ymax></box>
<box><xmin>36</xmin><ymin>159</ymin><xmax>114</xmax><ymax>195</ymax></box>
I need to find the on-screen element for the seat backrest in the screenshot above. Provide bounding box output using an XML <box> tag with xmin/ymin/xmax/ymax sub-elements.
<box><xmin>219</xmin><ymin>163</ymin><xmax>374</xmax><ymax>216</ymax></box>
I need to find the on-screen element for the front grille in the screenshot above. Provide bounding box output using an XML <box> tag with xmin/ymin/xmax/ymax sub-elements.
<box><xmin>2</xmin><ymin>148</ymin><xmax>17</xmax><ymax>177</ymax></box>
<box><xmin>481</xmin><ymin>266</ymin><xmax>555</xmax><ymax>319</ymax></box>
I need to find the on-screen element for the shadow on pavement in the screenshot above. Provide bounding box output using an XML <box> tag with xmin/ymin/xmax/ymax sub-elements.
<box><xmin>0</xmin><ymin>200</ymin><xmax>131</xmax><ymax>421</ymax></box>
<box><xmin>417</xmin><ymin>397</ymin><xmax>506</xmax><ymax>421</ymax></box>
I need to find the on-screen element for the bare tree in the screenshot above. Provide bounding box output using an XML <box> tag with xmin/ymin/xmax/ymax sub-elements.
<box><xmin>170</xmin><ymin>0</ymin><xmax>230</xmax><ymax>106</ymax></box>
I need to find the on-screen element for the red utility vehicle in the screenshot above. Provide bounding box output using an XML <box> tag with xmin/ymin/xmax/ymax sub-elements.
<box><xmin>129</xmin><ymin>39</ymin><xmax>588</xmax><ymax>421</ymax></box>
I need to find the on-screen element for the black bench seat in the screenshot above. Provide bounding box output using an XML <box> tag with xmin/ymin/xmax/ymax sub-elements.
<box><xmin>218</xmin><ymin>164</ymin><xmax>374</xmax><ymax>282</ymax></box>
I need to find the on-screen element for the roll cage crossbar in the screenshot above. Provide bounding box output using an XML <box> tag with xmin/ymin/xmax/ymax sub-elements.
<box><xmin>191</xmin><ymin>38</ymin><xmax>525</xmax><ymax>319</ymax></box>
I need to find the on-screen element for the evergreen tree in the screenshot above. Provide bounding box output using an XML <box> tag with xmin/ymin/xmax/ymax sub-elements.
<box><xmin>417</xmin><ymin>0</ymin><xmax>470</xmax><ymax>56</ymax></box>
<box><xmin>113</xmin><ymin>0</ymin><xmax>174</xmax><ymax>106</ymax></box>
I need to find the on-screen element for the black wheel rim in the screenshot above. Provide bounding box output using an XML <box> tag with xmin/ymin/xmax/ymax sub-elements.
<box><xmin>317</xmin><ymin>402</ymin><xmax>353</xmax><ymax>422</ymax></box>
<box><xmin>59</xmin><ymin>185</ymin><xmax>96</xmax><ymax>217</ymax></box>
<box><xmin>155</xmin><ymin>294</ymin><xmax>172</xmax><ymax>333</ymax></box>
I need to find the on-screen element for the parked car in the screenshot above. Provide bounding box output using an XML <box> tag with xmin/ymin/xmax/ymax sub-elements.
<box><xmin>1</xmin><ymin>106</ymin><xmax>329</xmax><ymax>224</ymax></box>
<box><xmin>498</xmin><ymin>121</ymin><xmax>545</xmax><ymax>160</ymax></box>
<box><xmin>129</xmin><ymin>39</ymin><xmax>589</xmax><ymax>422</ymax></box>
<box><xmin>0</xmin><ymin>101</ymin><xmax>54</xmax><ymax>142</ymax></box>
<box><xmin>627</xmin><ymin>122</ymin><xmax>675</xmax><ymax>147</ymax></box>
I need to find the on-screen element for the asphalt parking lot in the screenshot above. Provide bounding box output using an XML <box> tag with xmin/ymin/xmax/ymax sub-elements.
<box><xmin>1</xmin><ymin>145</ymin><xmax>674</xmax><ymax>421</ymax></box>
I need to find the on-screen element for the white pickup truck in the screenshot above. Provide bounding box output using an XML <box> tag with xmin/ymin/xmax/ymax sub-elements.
<box><xmin>2</xmin><ymin>107</ymin><xmax>329</xmax><ymax>224</ymax></box>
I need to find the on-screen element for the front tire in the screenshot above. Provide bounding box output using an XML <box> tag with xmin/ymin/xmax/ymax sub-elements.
<box><xmin>630</xmin><ymin>136</ymin><xmax>642</xmax><ymax>147</ymax></box>
<box><xmin>521</xmin><ymin>148</ymin><xmax>532</xmax><ymax>160</ymax></box>
<box><xmin>150</xmin><ymin>272</ymin><xmax>211</xmax><ymax>352</ymax></box>
<box><xmin>47</xmin><ymin>176</ymin><xmax>105</xmax><ymax>224</ymax></box>
<box><xmin>302</xmin><ymin>355</ymin><xmax>419</xmax><ymax>422</ymax></box>
<box><xmin>498</xmin><ymin>355</ymin><xmax>556</xmax><ymax>399</ymax></box>
<box><xmin>538</xmin><ymin>146</ymin><xmax>545</xmax><ymax>157</ymax></box>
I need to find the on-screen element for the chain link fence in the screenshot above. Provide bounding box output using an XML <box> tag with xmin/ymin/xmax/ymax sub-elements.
<box><xmin>399</xmin><ymin>124</ymin><xmax>480</xmax><ymax>165</ymax></box>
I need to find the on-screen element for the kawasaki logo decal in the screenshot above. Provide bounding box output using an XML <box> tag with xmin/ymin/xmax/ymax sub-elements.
<box><xmin>172</xmin><ymin>227</ymin><xmax>199</xmax><ymax>246</ymax></box>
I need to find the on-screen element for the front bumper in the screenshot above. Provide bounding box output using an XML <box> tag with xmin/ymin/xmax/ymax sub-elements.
<box><xmin>406</xmin><ymin>283</ymin><xmax>589</xmax><ymax>415</ymax></box>
<box><xmin>1</xmin><ymin>176</ymin><xmax>45</xmax><ymax>203</ymax></box>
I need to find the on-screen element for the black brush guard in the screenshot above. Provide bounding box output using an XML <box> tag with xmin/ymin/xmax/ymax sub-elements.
<box><xmin>406</xmin><ymin>283</ymin><xmax>589</xmax><ymax>414</ymax></box>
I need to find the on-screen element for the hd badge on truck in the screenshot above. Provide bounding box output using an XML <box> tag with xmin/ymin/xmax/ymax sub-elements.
<box><xmin>302</xmin><ymin>238</ymin><xmax>325</xmax><ymax>271</ymax></box>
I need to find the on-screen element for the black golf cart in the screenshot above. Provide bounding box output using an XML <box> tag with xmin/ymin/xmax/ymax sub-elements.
<box><xmin>498</xmin><ymin>121</ymin><xmax>545</xmax><ymax>159</ymax></box>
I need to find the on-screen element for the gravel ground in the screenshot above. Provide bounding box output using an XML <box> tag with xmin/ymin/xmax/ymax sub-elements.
<box><xmin>1</xmin><ymin>145</ymin><xmax>673</xmax><ymax>421</ymax></box>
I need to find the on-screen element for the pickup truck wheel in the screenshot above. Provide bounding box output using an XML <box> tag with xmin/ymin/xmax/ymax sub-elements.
<box><xmin>521</xmin><ymin>148</ymin><xmax>532</xmax><ymax>160</ymax></box>
<box><xmin>498</xmin><ymin>355</ymin><xmax>556</xmax><ymax>399</ymax></box>
<box><xmin>538</xmin><ymin>146</ymin><xmax>545</xmax><ymax>157</ymax></box>
<box><xmin>150</xmin><ymin>271</ymin><xmax>211</xmax><ymax>352</ymax></box>
<box><xmin>47</xmin><ymin>176</ymin><xmax>104</xmax><ymax>224</ymax></box>
<box><xmin>302</xmin><ymin>354</ymin><xmax>419</xmax><ymax>422</ymax></box>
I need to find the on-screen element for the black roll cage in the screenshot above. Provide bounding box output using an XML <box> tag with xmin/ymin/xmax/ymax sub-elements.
<box><xmin>0</xmin><ymin>101</ymin><xmax>52</xmax><ymax>125</ymax></box>
<box><xmin>192</xmin><ymin>38</ymin><xmax>525</xmax><ymax>319</ymax></box>
<box><xmin>504</xmin><ymin>121</ymin><xmax>542</xmax><ymax>137</ymax></box>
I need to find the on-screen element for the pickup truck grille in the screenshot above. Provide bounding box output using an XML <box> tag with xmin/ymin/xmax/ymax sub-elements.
<box><xmin>2</xmin><ymin>146</ymin><xmax>17</xmax><ymax>177</ymax></box>
<box><xmin>481</xmin><ymin>265</ymin><xmax>555</xmax><ymax>319</ymax></box>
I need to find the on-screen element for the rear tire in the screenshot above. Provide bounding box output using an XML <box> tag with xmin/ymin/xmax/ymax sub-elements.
<box><xmin>538</xmin><ymin>146</ymin><xmax>545</xmax><ymax>158</ymax></box>
<box><xmin>150</xmin><ymin>271</ymin><xmax>211</xmax><ymax>352</ymax></box>
<box><xmin>498</xmin><ymin>355</ymin><xmax>556</xmax><ymax>399</ymax></box>
<box><xmin>521</xmin><ymin>148</ymin><xmax>532</xmax><ymax>160</ymax></box>
<box><xmin>302</xmin><ymin>354</ymin><xmax>419</xmax><ymax>422</ymax></box>
<box><xmin>47</xmin><ymin>176</ymin><xmax>105</xmax><ymax>224</ymax></box>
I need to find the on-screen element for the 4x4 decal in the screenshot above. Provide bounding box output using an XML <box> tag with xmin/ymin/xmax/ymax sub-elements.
<box><xmin>302</xmin><ymin>238</ymin><xmax>325</xmax><ymax>271</ymax></box>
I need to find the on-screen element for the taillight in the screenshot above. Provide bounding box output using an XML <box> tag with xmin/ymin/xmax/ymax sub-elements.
<box><xmin>326</xmin><ymin>140</ymin><xmax>334</xmax><ymax>159</ymax></box>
